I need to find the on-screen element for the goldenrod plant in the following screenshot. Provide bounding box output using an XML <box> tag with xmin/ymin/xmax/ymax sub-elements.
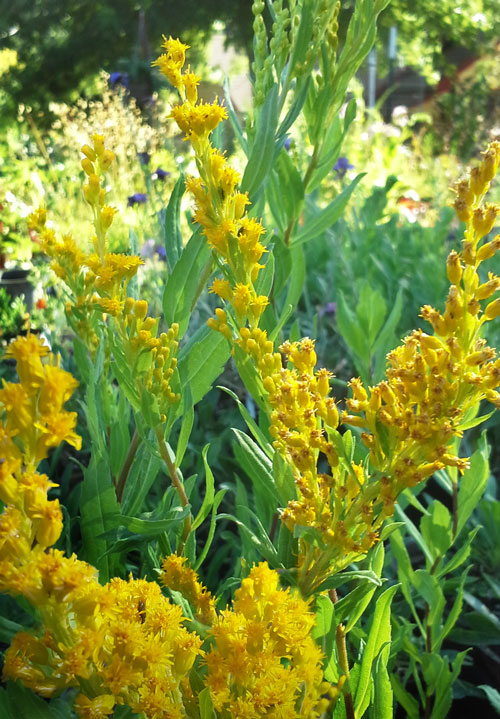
<box><xmin>1</xmin><ymin>3</ymin><xmax>500</xmax><ymax>718</ymax></box>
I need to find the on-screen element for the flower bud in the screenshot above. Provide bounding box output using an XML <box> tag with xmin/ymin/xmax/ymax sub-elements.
<box><xmin>134</xmin><ymin>300</ymin><xmax>148</xmax><ymax>319</ymax></box>
<box><xmin>92</xmin><ymin>133</ymin><xmax>105</xmax><ymax>156</ymax></box>
<box><xmin>100</xmin><ymin>149</ymin><xmax>115</xmax><ymax>171</ymax></box>
<box><xmin>81</xmin><ymin>144</ymin><xmax>97</xmax><ymax>161</ymax></box>
<box><xmin>446</xmin><ymin>250</ymin><xmax>462</xmax><ymax>285</ymax></box>
<box><xmin>484</xmin><ymin>298</ymin><xmax>500</xmax><ymax>320</ymax></box>
<box><xmin>81</xmin><ymin>158</ymin><xmax>94</xmax><ymax>175</ymax></box>
<box><xmin>473</xmin><ymin>204</ymin><xmax>499</xmax><ymax>239</ymax></box>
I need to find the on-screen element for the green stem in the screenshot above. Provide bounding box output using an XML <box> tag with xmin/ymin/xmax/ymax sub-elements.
<box><xmin>452</xmin><ymin>479</ymin><xmax>458</xmax><ymax>539</ymax></box>
<box><xmin>115</xmin><ymin>429</ymin><xmax>141</xmax><ymax>503</ymax></box>
<box><xmin>330</xmin><ymin>589</ymin><xmax>356</xmax><ymax>719</ymax></box>
<box><xmin>154</xmin><ymin>426</ymin><xmax>192</xmax><ymax>554</ymax></box>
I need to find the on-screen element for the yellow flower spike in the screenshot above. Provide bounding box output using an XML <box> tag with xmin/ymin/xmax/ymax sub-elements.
<box><xmin>83</xmin><ymin>174</ymin><xmax>100</xmax><ymax>205</ymax></box>
<box><xmin>484</xmin><ymin>298</ymin><xmax>500</xmax><ymax>320</ymax></box>
<box><xmin>73</xmin><ymin>694</ymin><xmax>116</xmax><ymax>719</ymax></box>
<box><xmin>99</xmin><ymin>206</ymin><xmax>116</xmax><ymax>231</ymax></box>
<box><xmin>92</xmin><ymin>134</ymin><xmax>105</xmax><ymax>156</ymax></box>
<box><xmin>233</xmin><ymin>283</ymin><xmax>253</xmax><ymax>316</ymax></box>
<box><xmin>182</xmin><ymin>67</ymin><xmax>201</xmax><ymax>104</ymax></box>
<box><xmin>27</xmin><ymin>208</ymin><xmax>47</xmax><ymax>232</ymax></box>
<box><xmin>81</xmin><ymin>158</ymin><xmax>94</xmax><ymax>176</ymax></box>
<box><xmin>209</xmin><ymin>278</ymin><xmax>233</xmax><ymax>301</ymax></box>
<box><xmin>476</xmin><ymin>273</ymin><xmax>500</xmax><ymax>300</ymax></box>
<box><xmin>481</xmin><ymin>141</ymin><xmax>500</xmax><ymax>183</ymax></box>
<box><xmin>453</xmin><ymin>198</ymin><xmax>472</xmax><ymax>223</ymax></box>
<box><xmin>472</xmin><ymin>204</ymin><xmax>500</xmax><ymax>239</ymax></box>
<box><xmin>99</xmin><ymin>149</ymin><xmax>115</xmax><ymax>172</ymax></box>
<box><xmin>233</xmin><ymin>192</ymin><xmax>251</xmax><ymax>219</ymax></box>
<box><xmin>470</xmin><ymin>166</ymin><xmax>484</xmax><ymax>196</ymax></box>
<box><xmin>81</xmin><ymin>144</ymin><xmax>97</xmax><ymax>162</ymax></box>
<box><xmin>446</xmin><ymin>250</ymin><xmax>463</xmax><ymax>285</ymax></box>
<box><xmin>477</xmin><ymin>235</ymin><xmax>500</xmax><ymax>262</ymax></box>
<box><xmin>170</xmin><ymin>100</ymin><xmax>228</xmax><ymax>140</ymax></box>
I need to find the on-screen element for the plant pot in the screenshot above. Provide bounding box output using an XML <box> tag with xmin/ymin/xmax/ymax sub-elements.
<box><xmin>0</xmin><ymin>268</ymin><xmax>33</xmax><ymax>311</ymax></box>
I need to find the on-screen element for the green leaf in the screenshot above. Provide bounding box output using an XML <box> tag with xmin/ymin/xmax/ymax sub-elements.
<box><xmin>232</xmin><ymin>428</ymin><xmax>281</xmax><ymax>508</ymax></box>
<box><xmin>312</xmin><ymin>595</ymin><xmax>336</xmax><ymax>670</ymax></box>
<box><xmin>287</xmin><ymin>0</ymin><xmax>314</xmax><ymax>77</ymax></box>
<box><xmin>315</xmin><ymin>570</ymin><xmax>383</xmax><ymax>593</ymax></box>
<box><xmin>121</xmin><ymin>439</ymin><xmax>162</xmax><ymax>517</ymax></box>
<box><xmin>420</xmin><ymin>500</ymin><xmax>452</xmax><ymax>560</ymax></box>
<box><xmin>109</xmin><ymin>392</ymin><xmax>131</xmax><ymax>478</ymax></box>
<box><xmin>175</xmin><ymin>395</ymin><xmax>194</xmax><ymax>467</ymax></box>
<box><xmin>176</xmin><ymin>325</ymin><xmax>229</xmax><ymax>413</ymax></box>
<box><xmin>116</xmin><ymin>507</ymin><xmax>189</xmax><ymax>536</ymax></box>
<box><xmin>435</xmin><ymin>567</ymin><xmax>470</xmax><ymax>649</ymax></box>
<box><xmin>0</xmin><ymin>616</ymin><xmax>23</xmax><ymax>644</ymax></box>
<box><xmin>437</xmin><ymin>526</ymin><xmax>479</xmax><ymax>578</ymax></box>
<box><xmin>191</xmin><ymin>445</ymin><xmax>215</xmax><ymax>533</ymax></box>
<box><xmin>219</xmin><ymin>512</ymin><xmax>279</xmax><ymax>566</ymax></box>
<box><xmin>394</xmin><ymin>505</ymin><xmax>434</xmax><ymax>565</ymax></box>
<box><xmin>1</xmin><ymin>681</ymin><xmax>74</xmax><ymax>719</ymax></box>
<box><xmin>354</xmin><ymin>584</ymin><xmax>399</xmax><ymax>717</ymax></box>
<box><xmin>241</xmin><ymin>84</ymin><xmax>279</xmax><ymax>198</ymax></box>
<box><xmin>456</xmin><ymin>408</ymin><xmax>495</xmax><ymax>431</ymax></box>
<box><xmin>372</xmin><ymin>287</ymin><xmax>404</xmax><ymax>381</ymax></box>
<box><xmin>80</xmin><ymin>453</ymin><xmax>120</xmax><ymax>582</ymax></box>
<box><xmin>199</xmin><ymin>687</ymin><xmax>216</xmax><ymax>719</ymax></box>
<box><xmin>194</xmin><ymin>489</ymin><xmax>227</xmax><ymax>571</ymax></box>
<box><xmin>479</xmin><ymin>685</ymin><xmax>500</xmax><ymax>714</ymax></box>
<box><xmin>336</xmin><ymin>290</ymin><xmax>371</xmax><ymax>382</ymax></box>
<box><xmin>334</xmin><ymin>582</ymin><xmax>378</xmax><ymax>631</ymax></box>
<box><xmin>456</xmin><ymin>434</ymin><xmax>490</xmax><ymax>537</ymax></box>
<box><xmin>161</xmin><ymin>172</ymin><xmax>185</xmax><ymax>270</ymax></box>
<box><xmin>373</xmin><ymin>646</ymin><xmax>393</xmax><ymax>719</ymax></box>
<box><xmin>219</xmin><ymin>386</ymin><xmax>273</xmax><ymax>459</ymax></box>
<box><xmin>390</xmin><ymin>674</ymin><xmax>420</xmax><ymax>719</ymax></box>
<box><xmin>72</xmin><ymin>336</ymin><xmax>91</xmax><ymax>384</ymax></box>
<box><xmin>163</xmin><ymin>228</ymin><xmax>211</xmax><ymax>337</ymax></box>
<box><xmin>223</xmin><ymin>76</ymin><xmax>248</xmax><ymax>154</ymax></box>
<box><xmin>293</xmin><ymin>173</ymin><xmax>364</xmax><ymax>246</ymax></box>
<box><xmin>412</xmin><ymin>570</ymin><xmax>445</xmax><ymax>629</ymax></box>
<box><xmin>271</xmin><ymin>245</ymin><xmax>306</xmax><ymax>338</ymax></box>
<box><xmin>269</xmin><ymin>149</ymin><xmax>304</xmax><ymax>231</ymax></box>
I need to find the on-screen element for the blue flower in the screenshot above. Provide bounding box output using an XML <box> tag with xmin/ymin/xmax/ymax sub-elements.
<box><xmin>284</xmin><ymin>137</ymin><xmax>292</xmax><ymax>151</ymax></box>
<box><xmin>137</xmin><ymin>152</ymin><xmax>151</xmax><ymax>165</ymax></box>
<box><xmin>109</xmin><ymin>72</ymin><xmax>129</xmax><ymax>88</ymax></box>
<box><xmin>128</xmin><ymin>193</ymin><xmax>147</xmax><ymax>207</ymax></box>
<box><xmin>153</xmin><ymin>168</ymin><xmax>169</xmax><ymax>181</ymax></box>
<box><xmin>333</xmin><ymin>157</ymin><xmax>354</xmax><ymax>177</ymax></box>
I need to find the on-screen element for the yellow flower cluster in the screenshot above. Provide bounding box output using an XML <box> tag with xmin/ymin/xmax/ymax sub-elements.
<box><xmin>1</xmin><ymin>330</ymin><xmax>339</xmax><ymax>717</ymax></box>
<box><xmin>154</xmin><ymin>37</ymin><xmax>269</xmax><ymax>331</ymax></box>
<box><xmin>160</xmin><ymin>554</ymin><xmax>217</xmax><ymax>626</ymax></box>
<box><xmin>3</xmin><ymin>572</ymin><xmax>203</xmax><ymax>718</ymax></box>
<box><xmin>205</xmin><ymin>562</ymin><xmax>335</xmax><ymax>719</ymax></box>
<box><xmin>30</xmin><ymin>134</ymin><xmax>180</xmax><ymax>419</ymax></box>
<box><xmin>342</xmin><ymin>143</ymin><xmax>500</xmax><ymax>488</ymax></box>
<box><xmin>29</xmin><ymin>134</ymin><xmax>145</xmax><ymax>350</ymax></box>
<box><xmin>157</xmin><ymin>36</ymin><xmax>500</xmax><ymax>593</ymax></box>
<box><xmin>119</xmin><ymin>299</ymin><xmax>181</xmax><ymax>416</ymax></box>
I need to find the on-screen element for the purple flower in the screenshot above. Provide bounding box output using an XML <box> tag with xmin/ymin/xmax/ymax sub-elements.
<box><xmin>109</xmin><ymin>72</ymin><xmax>129</xmax><ymax>88</ymax></box>
<box><xmin>333</xmin><ymin>157</ymin><xmax>354</xmax><ymax>177</ymax></box>
<box><xmin>284</xmin><ymin>137</ymin><xmax>292</xmax><ymax>151</ymax></box>
<box><xmin>138</xmin><ymin>152</ymin><xmax>150</xmax><ymax>165</ymax></box>
<box><xmin>156</xmin><ymin>245</ymin><xmax>166</xmax><ymax>260</ymax></box>
<box><xmin>128</xmin><ymin>193</ymin><xmax>147</xmax><ymax>207</ymax></box>
<box><xmin>319</xmin><ymin>301</ymin><xmax>337</xmax><ymax>318</ymax></box>
<box><xmin>153</xmin><ymin>168</ymin><xmax>169</xmax><ymax>181</ymax></box>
